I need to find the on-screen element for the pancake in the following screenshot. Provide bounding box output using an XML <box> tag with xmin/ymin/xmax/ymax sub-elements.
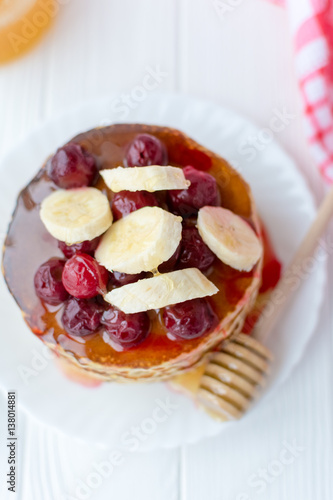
<box><xmin>2</xmin><ymin>124</ymin><xmax>263</xmax><ymax>382</ymax></box>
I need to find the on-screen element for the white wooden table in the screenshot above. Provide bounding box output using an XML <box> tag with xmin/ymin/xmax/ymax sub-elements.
<box><xmin>0</xmin><ymin>1</ymin><xmax>332</xmax><ymax>499</ymax></box>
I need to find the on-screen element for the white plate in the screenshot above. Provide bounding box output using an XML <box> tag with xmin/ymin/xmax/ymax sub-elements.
<box><xmin>0</xmin><ymin>93</ymin><xmax>326</xmax><ymax>451</ymax></box>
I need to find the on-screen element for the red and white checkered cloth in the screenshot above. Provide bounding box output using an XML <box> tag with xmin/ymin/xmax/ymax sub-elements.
<box><xmin>272</xmin><ymin>0</ymin><xmax>333</xmax><ymax>182</ymax></box>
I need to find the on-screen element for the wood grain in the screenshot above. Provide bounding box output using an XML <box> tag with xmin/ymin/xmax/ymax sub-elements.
<box><xmin>0</xmin><ymin>0</ymin><xmax>331</xmax><ymax>499</ymax></box>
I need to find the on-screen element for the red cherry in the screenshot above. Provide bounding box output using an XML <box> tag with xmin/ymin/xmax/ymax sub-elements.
<box><xmin>178</xmin><ymin>226</ymin><xmax>215</xmax><ymax>272</ymax></box>
<box><xmin>62</xmin><ymin>253</ymin><xmax>109</xmax><ymax>299</ymax></box>
<box><xmin>109</xmin><ymin>271</ymin><xmax>146</xmax><ymax>287</ymax></box>
<box><xmin>62</xmin><ymin>297</ymin><xmax>103</xmax><ymax>336</ymax></box>
<box><xmin>125</xmin><ymin>134</ymin><xmax>167</xmax><ymax>167</ymax></box>
<box><xmin>111</xmin><ymin>190</ymin><xmax>158</xmax><ymax>220</ymax></box>
<box><xmin>101</xmin><ymin>306</ymin><xmax>150</xmax><ymax>349</ymax></box>
<box><xmin>260</xmin><ymin>259</ymin><xmax>282</xmax><ymax>293</ymax></box>
<box><xmin>58</xmin><ymin>237</ymin><xmax>100</xmax><ymax>259</ymax></box>
<box><xmin>158</xmin><ymin>244</ymin><xmax>181</xmax><ymax>273</ymax></box>
<box><xmin>48</xmin><ymin>143</ymin><xmax>97</xmax><ymax>189</ymax></box>
<box><xmin>259</xmin><ymin>226</ymin><xmax>282</xmax><ymax>293</ymax></box>
<box><xmin>34</xmin><ymin>258</ymin><xmax>69</xmax><ymax>305</ymax></box>
<box><xmin>172</xmin><ymin>145</ymin><xmax>212</xmax><ymax>171</ymax></box>
<box><xmin>168</xmin><ymin>165</ymin><xmax>220</xmax><ymax>216</ymax></box>
<box><xmin>163</xmin><ymin>298</ymin><xmax>218</xmax><ymax>340</ymax></box>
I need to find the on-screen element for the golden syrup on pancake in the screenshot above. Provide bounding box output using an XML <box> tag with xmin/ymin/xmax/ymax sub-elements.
<box><xmin>3</xmin><ymin>124</ymin><xmax>258</xmax><ymax>370</ymax></box>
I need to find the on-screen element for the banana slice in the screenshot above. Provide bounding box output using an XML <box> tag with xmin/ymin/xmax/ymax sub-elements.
<box><xmin>40</xmin><ymin>187</ymin><xmax>113</xmax><ymax>245</ymax></box>
<box><xmin>100</xmin><ymin>166</ymin><xmax>190</xmax><ymax>192</ymax></box>
<box><xmin>104</xmin><ymin>268</ymin><xmax>218</xmax><ymax>313</ymax></box>
<box><xmin>197</xmin><ymin>206</ymin><xmax>262</xmax><ymax>271</ymax></box>
<box><xmin>95</xmin><ymin>206</ymin><xmax>182</xmax><ymax>274</ymax></box>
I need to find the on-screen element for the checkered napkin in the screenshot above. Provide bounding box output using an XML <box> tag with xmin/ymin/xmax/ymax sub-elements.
<box><xmin>272</xmin><ymin>0</ymin><xmax>333</xmax><ymax>182</ymax></box>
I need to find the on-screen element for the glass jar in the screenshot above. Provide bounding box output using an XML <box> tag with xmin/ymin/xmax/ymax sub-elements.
<box><xmin>0</xmin><ymin>0</ymin><xmax>57</xmax><ymax>64</ymax></box>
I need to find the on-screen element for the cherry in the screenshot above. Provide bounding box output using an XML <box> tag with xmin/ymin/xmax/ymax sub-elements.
<box><xmin>242</xmin><ymin>307</ymin><xmax>262</xmax><ymax>335</ymax></box>
<box><xmin>158</xmin><ymin>244</ymin><xmax>181</xmax><ymax>273</ymax></box>
<box><xmin>168</xmin><ymin>165</ymin><xmax>220</xmax><ymax>216</ymax></box>
<box><xmin>260</xmin><ymin>259</ymin><xmax>281</xmax><ymax>293</ymax></box>
<box><xmin>62</xmin><ymin>297</ymin><xmax>103</xmax><ymax>336</ymax></box>
<box><xmin>48</xmin><ymin>143</ymin><xmax>97</xmax><ymax>189</ymax></box>
<box><xmin>111</xmin><ymin>190</ymin><xmax>158</xmax><ymax>220</ymax></box>
<box><xmin>125</xmin><ymin>133</ymin><xmax>167</xmax><ymax>167</ymax></box>
<box><xmin>58</xmin><ymin>237</ymin><xmax>100</xmax><ymax>259</ymax></box>
<box><xmin>259</xmin><ymin>226</ymin><xmax>282</xmax><ymax>293</ymax></box>
<box><xmin>174</xmin><ymin>146</ymin><xmax>212</xmax><ymax>171</ymax></box>
<box><xmin>62</xmin><ymin>253</ymin><xmax>109</xmax><ymax>299</ymax></box>
<box><xmin>163</xmin><ymin>298</ymin><xmax>218</xmax><ymax>340</ymax></box>
<box><xmin>178</xmin><ymin>226</ymin><xmax>215</xmax><ymax>272</ymax></box>
<box><xmin>101</xmin><ymin>306</ymin><xmax>150</xmax><ymax>349</ymax></box>
<box><xmin>34</xmin><ymin>258</ymin><xmax>69</xmax><ymax>305</ymax></box>
<box><xmin>109</xmin><ymin>271</ymin><xmax>146</xmax><ymax>287</ymax></box>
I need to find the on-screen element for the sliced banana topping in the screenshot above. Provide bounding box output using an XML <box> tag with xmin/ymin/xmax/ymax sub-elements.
<box><xmin>100</xmin><ymin>165</ymin><xmax>190</xmax><ymax>192</ymax></box>
<box><xmin>197</xmin><ymin>206</ymin><xmax>262</xmax><ymax>271</ymax></box>
<box><xmin>104</xmin><ymin>268</ymin><xmax>218</xmax><ymax>313</ymax></box>
<box><xmin>40</xmin><ymin>187</ymin><xmax>113</xmax><ymax>245</ymax></box>
<box><xmin>95</xmin><ymin>206</ymin><xmax>182</xmax><ymax>274</ymax></box>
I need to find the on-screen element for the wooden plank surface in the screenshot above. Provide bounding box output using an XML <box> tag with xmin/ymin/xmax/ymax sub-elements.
<box><xmin>0</xmin><ymin>0</ymin><xmax>332</xmax><ymax>498</ymax></box>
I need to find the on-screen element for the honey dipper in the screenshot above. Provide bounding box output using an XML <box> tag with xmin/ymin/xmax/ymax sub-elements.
<box><xmin>171</xmin><ymin>185</ymin><xmax>333</xmax><ymax>421</ymax></box>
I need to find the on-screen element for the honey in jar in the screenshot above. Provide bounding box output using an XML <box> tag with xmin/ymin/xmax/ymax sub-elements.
<box><xmin>0</xmin><ymin>0</ymin><xmax>57</xmax><ymax>63</ymax></box>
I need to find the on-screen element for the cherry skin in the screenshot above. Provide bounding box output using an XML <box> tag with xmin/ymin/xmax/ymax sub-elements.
<box><xmin>163</xmin><ymin>298</ymin><xmax>218</xmax><ymax>340</ymax></box>
<box><xmin>34</xmin><ymin>258</ymin><xmax>69</xmax><ymax>305</ymax></box>
<box><xmin>259</xmin><ymin>226</ymin><xmax>282</xmax><ymax>293</ymax></box>
<box><xmin>62</xmin><ymin>297</ymin><xmax>103</xmax><ymax>336</ymax></box>
<box><xmin>242</xmin><ymin>226</ymin><xmax>282</xmax><ymax>335</ymax></box>
<box><xmin>125</xmin><ymin>133</ymin><xmax>167</xmax><ymax>167</ymax></box>
<box><xmin>48</xmin><ymin>143</ymin><xmax>97</xmax><ymax>189</ymax></box>
<box><xmin>260</xmin><ymin>259</ymin><xmax>281</xmax><ymax>293</ymax></box>
<box><xmin>109</xmin><ymin>271</ymin><xmax>146</xmax><ymax>287</ymax></box>
<box><xmin>58</xmin><ymin>236</ymin><xmax>100</xmax><ymax>259</ymax></box>
<box><xmin>111</xmin><ymin>190</ymin><xmax>158</xmax><ymax>220</ymax></box>
<box><xmin>101</xmin><ymin>306</ymin><xmax>150</xmax><ymax>349</ymax></box>
<box><xmin>168</xmin><ymin>165</ymin><xmax>220</xmax><ymax>217</ymax></box>
<box><xmin>178</xmin><ymin>226</ymin><xmax>215</xmax><ymax>272</ymax></box>
<box><xmin>158</xmin><ymin>244</ymin><xmax>181</xmax><ymax>273</ymax></box>
<box><xmin>62</xmin><ymin>253</ymin><xmax>109</xmax><ymax>299</ymax></box>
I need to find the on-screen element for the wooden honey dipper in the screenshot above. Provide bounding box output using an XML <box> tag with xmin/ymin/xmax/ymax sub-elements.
<box><xmin>171</xmin><ymin>185</ymin><xmax>333</xmax><ymax>421</ymax></box>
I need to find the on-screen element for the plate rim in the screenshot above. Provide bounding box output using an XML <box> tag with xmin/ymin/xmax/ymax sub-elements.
<box><xmin>0</xmin><ymin>92</ymin><xmax>326</xmax><ymax>450</ymax></box>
